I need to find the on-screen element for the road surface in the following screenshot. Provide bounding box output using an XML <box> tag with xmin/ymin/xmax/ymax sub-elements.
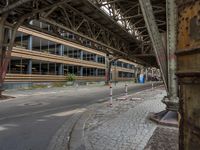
<box><xmin>0</xmin><ymin>82</ymin><xmax>161</xmax><ymax>150</ymax></box>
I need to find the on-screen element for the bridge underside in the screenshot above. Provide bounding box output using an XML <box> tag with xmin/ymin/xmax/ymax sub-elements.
<box><xmin>0</xmin><ymin>0</ymin><xmax>166</xmax><ymax>90</ymax></box>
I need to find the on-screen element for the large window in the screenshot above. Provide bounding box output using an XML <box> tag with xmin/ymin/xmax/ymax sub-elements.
<box><xmin>83</xmin><ymin>68</ymin><xmax>97</xmax><ymax>76</ymax></box>
<box><xmin>9</xmin><ymin>58</ymin><xmax>29</xmax><ymax>74</ymax></box>
<box><xmin>83</xmin><ymin>52</ymin><xmax>96</xmax><ymax>62</ymax></box>
<box><xmin>64</xmin><ymin>46</ymin><xmax>81</xmax><ymax>59</ymax></box>
<box><xmin>15</xmin><ymin>32</ymin><xmax>29</xmax><ymax>49</ymax></box>
<box><xmin>64</xmin><ymin>65</ymin><xmax>81</xmax><ymax>76</ymax></box>
<box><xmin>118</xmin><ymin>71</ymin><xmax>134</xmax><ymax>78</ymax></box>
<box><xmin>97</xmin><ymin>69</ymin><xmax>105</xmax><ymax>76</ymax></box>
<box><xmin>97</xmin><ymin>56</ymin><xmax>105</xmax><ymax>64</ymax></box>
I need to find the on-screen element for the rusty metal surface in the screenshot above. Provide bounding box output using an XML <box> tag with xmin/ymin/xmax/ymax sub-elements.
<box><xmin>190</xmin><ymin>16</ymin><xmax>200</xmax><ymax>40</ymax></box>
<box><xmin>176</xmin><ymin>0</ymin><xmax>198</xmax><ymax>7</ymax></box>
<box><xmin>179</xmin><ymin>83</ymin><xmax>200</xmax><ymax>150</ymax></box>
<box><xmin>177</xmin><ymin>0</ymin><xmax>200</xmax><ymax>50</ymax></box>
<box><xmin>177</xmin><ymin>0</ymin><xmax>200</xmax><ymax>76</ymax></box>
<box><xmin>177</xmin><ymin>0</ymin><xmax>200</xmax><ymax>149</ymax></box>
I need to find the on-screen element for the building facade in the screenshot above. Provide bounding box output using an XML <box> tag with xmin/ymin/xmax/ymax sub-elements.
<box><xmin>5</xmin><ymin>20</ymin><xmax>140</xmax><ymax>88</ymax></box>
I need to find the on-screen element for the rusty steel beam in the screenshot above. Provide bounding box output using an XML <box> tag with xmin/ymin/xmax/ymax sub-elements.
<box><xmin>176</xmin><ymin>0</ymin><xmax>200</xmax><ymax>149</ymax></box>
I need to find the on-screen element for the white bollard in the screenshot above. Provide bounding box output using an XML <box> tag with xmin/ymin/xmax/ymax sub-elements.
<box><xmin>76</xmin><ymin>83</ymin><xmax>79</xmax><ymax>89</ymax></box>
<box><xmin>109</xmin><ymin>84</ymin><xmax>113</xmax><ymax>106</ymax></box>
<box><xmin>152</xmin><ymin>82</ymin><xmax>154</xmax><ymax>90</ymax></box>
<box><xmin>125</xmin><ymin>83</ymin><xmax>128</xmax><ymax>96</ymax></box>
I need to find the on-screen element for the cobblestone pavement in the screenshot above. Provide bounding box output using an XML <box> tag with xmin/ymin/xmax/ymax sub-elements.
<box><xmin>144</xmin><ymin>127</ymin><xmax>178</xmax><ymax>150</ymax></box>
<box><xmin>83</xmin><ymin>86</ymin><xmax>169</xmax><ymax>150</ymax></box>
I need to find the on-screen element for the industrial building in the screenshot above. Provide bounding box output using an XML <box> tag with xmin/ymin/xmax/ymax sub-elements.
<box><xmin>6</xmin><ymin>21</ymin><xmax>139</xmax><ymax>87</ymax></box>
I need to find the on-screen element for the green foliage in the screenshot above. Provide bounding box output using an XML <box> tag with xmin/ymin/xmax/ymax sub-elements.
<box><xmin>66</xmin><ymin>73</ymin><xmax>76</xmax><ymax>82</ymax></box>
<box><xmin>52</xmin><ymin>82</ymin><xmax>65</xmax><ymax>87</ymax></box>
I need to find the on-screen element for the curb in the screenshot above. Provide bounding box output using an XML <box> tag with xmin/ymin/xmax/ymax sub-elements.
<box><xmin>47</xmin><ymin>109</ymin><xmax>85</xmax><ymax>150</ymax></box>
<box><xmin>69</xmin><ymin>110</ymin><xmax>92</xmax><ymax>150</ymax></box>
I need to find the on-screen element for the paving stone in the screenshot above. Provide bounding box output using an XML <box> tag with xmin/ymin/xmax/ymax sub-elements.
<box><xmin>144</xmin><ymin>127</ymin><xmax>178</xmax><ymax>150</ymax></box>
<box><xmin>83</xmin><ymin>87</ymin><xmax>178</xmax><ymax>150</ymax></box>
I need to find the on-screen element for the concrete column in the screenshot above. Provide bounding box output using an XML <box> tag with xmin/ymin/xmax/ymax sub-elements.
<box><xmin>28</xmin><ymin>60</ymin><xmax>32</xmax><ymax>74</ymax></box>
<box><xmin>80</xmin><ymin>50</ymin><xmax>83</xmax><ymax>60</ymax></box>
<box><xmin>58</xmin><ymin>64</ymin><xmax>63</xmax><ymax>75</ymax></box>
<box><xmin>95</xmin><ymin>55</ymin><xmax>98</xmax><ymax>63</ymax></box>
<box><xmin>28</xmin><ymin>35</ymin><xmax>32</xmax><ymax>74</ymax></box>
<box><xmin>58</xmin><ymin>45</ymin><xmax>64</xmax><ymax>56</ymax></box>
<box><xmin>28</xmin><ymin>36</ymin><xmax>32</xmax><ymax>50</ymax></box>
<box><xmin>58</xmin><ymin>45</ymin><xmax>64</xmax><ymax>75</ymax></box>
<box><xmin>95</xmin><ymin>68</ymin><xmax>98</xmax><ymax>76</ymax></box>
<box><xmin>80</xmin><ymin>67</ymin><xmax>83</xmax><ymax>76</ymax></box>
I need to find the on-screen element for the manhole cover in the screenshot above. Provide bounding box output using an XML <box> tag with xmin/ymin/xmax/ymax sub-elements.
<box><xmin>24</xmin><ymin>102</ymin><xmax>43</xmax><ymax>106</ymax></box>
<box><xmin>18</xmin><ymin>102</ymin><xmax>47</xmax><ymax>106</ymax></box>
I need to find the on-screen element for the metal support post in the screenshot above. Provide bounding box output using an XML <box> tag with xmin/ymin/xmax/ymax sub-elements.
<box><xmin>28</xmin><ymin>59</ymin><xmax>32</xmax><ymax>74</ymax></box>
<box><xmin>149</xmin><ymin>0</ymin><xmax>179</xmax><ymax>127</ymax></box>
<box><xmin>27</xmin><ymin>34</ymin><xmax>32</xmax><ymax>74</ymax></box>
<box><xmin>163</xmin><ymin>0</ymin><xmax>179</xmax><ymax>111</ymax></box>
<box><xmin>125</xmin><ymin>83</ymin><xmax>128</xmax><ymax>96</ymax></box>
<box><xmin>109</xmin><ymin>83</ymin><xmax>113</xmax><ymax>106</ymax></box>
<box><xmin>105</xmin><ymin>54</ymin><xmax>111</xmax><ymax>85</ymax></box>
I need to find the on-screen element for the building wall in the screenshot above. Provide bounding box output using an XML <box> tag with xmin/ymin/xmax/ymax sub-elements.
<box><xmin>5</xmin><ymin>21</ymin><xmax>139</xmax><ymax>85</ymax></box>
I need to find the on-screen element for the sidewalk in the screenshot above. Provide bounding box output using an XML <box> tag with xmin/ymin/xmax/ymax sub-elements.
<box><xmin>70</xmin><ymin>86</ymin><xmax>178</xmax><ymax>150</ymax></box>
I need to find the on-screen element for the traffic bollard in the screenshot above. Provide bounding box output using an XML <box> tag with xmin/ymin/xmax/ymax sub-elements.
<box><xmin>125</xmin><ymin>83</ymin><xmax>128</xmax><ymax>96</ymax></box>
<box><xmin>152</xmin><ymin>82</ymin><xmax>154</xmax><ymax>90</ymax></box>
<box><xmin>109</xmin><ymin>84</ymin><xmax>113</xmax><ymax>106</ymax></box>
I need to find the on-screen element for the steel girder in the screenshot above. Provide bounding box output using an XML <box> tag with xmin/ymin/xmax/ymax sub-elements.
<box><xmin>90</xmin><ymin>0</ymin><xmax>166</xmax><ymax>67</ymax></box>
<box><xmin>39</xmin><ymin>3</ymin><xmax>130</xmax><ymax>56</ymax></box>
<box><xmin>138</xmin><ymin>0</ymin><xmax>168</xmax><ymax>91</ymax></box>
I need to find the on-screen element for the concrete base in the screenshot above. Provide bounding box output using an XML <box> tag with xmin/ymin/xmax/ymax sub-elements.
<box><xmin>0</xmin><ymin>94</ymin><xmax>15</xmax><ymax>100</ymax></box>
<box><xmin>150</xmin><ymin>110</ymin><xmax>178</xmax><ymax>127</ymax></box>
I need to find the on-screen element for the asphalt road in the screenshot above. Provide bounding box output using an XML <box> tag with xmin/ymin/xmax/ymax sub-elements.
<box><xmin>0</xmin><ymin>82</ymin><xmax>162</xmax><ymax>150</ymax></box>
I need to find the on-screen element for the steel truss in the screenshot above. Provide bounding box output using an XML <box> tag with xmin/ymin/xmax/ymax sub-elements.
<box><xmin>90</xmin><ymin>0</ymin><xmax>166</xmax><ymax>58</ymax></box>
